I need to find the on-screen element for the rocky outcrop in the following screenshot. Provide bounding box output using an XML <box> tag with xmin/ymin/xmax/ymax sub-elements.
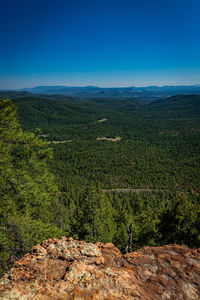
<box><xmin>0</xmin><ymin>237</ymin><xmax>200</xmax><ymax>299</ymax></box>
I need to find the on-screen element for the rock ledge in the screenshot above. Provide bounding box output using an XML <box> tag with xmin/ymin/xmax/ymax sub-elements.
<box><xmin>0</xmin><ymin>237</ymin><xmax>200</xmax><ymax>299</ymax></box>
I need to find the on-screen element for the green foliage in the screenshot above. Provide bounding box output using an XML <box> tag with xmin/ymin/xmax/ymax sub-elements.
<box><xmin>68</xmin><ymin>187</ymin><xmax>116</xmax><ymax>243</ymax></box>
<box><xmin>10</xmin><ymin>94</ymin><xmax>200</xmax><ymax>191</ymax></box>
<box><xmin>0</xmin><ymin>216</ymin><xmax>63</xmax><ymax>275</ymax></box>
<box><xmin>158</xmin><ymin>194</ymin><xmax>200</xmax><ymax>246</ymax></box>
<box><xmin>110</xmin><ymin>191</ymin><xmax>200</xmax><ymax>251</ymax></box>
<box><xmin>0</xmin><ymin>99</ymin><xmax>65</xmax><ymax>275</ymax></box>
<box><xmin>0</xmin><ymin>94</ymin><xmax>200</xmax><ymax>275</ymax></box>
<box><xmin>113</xmin><ymin>208</ymin><xmax>131</xmax><ymax>251</ymax></box>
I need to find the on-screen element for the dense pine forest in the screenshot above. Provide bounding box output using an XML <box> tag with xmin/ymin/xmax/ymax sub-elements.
<box><xmin>0</xmin><ymin>93</ymin><xmax>199</xmax><ymax>276</ymax></box>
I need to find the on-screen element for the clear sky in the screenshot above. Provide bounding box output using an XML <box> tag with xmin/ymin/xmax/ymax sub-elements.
<box><xmin>0</xmin><ymin>0</ymin><xmax>200</xmax><ymax>89</ymax></box>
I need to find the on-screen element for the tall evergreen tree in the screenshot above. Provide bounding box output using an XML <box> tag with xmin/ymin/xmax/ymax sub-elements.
<box><xmin>0</xmin><ymin>99</ymin><xmax>64</xmax><ymax>275</ymax></box>
<box><xmin>76</xmin><ymin>186</ymin><xmax>116</xmax><ymax>243</ymax></box>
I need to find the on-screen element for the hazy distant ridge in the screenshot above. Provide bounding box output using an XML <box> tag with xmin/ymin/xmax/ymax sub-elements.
<box><xmin>19</xmin><ymin>85</ymin><xmax>200</xmax><ymax>100</ymax></box>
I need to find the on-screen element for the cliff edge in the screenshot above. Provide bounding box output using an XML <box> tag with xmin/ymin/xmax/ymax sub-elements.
<box><xmin>0</xmin><ymin>237</ymin><xmax>199</xmax><ymax>299</ymax></box>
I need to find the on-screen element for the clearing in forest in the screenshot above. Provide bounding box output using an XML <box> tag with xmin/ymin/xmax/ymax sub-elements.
<box><xmin>96</xmin><ymin>136</ymin><xmax>122</xmax><ymax>142</ymax></box>
<box><xmin>48</xmin><ymin>140</ymin><xmax>72</xmax><ymax>144</ymax></box>
<box><xmin>98</xmin><ymin>118</ymin><xmax>108</xmax><ymax>123</ymax></box>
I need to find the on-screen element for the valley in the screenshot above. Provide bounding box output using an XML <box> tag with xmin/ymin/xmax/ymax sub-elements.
<box><xmin>0</xmin><ymin>92</ymin><xmax>199</xmax><ymax>277</ymax></box>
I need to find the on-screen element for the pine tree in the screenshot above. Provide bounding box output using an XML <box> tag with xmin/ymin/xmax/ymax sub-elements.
<box><xmin>77</xmin><ymin>186</ymin><xmax>116</xmax><ymax>243</ymax></box>
<box><xmin>158</xmin><ymin>193</ymin><xmax>200</xmax><ymax>247</ymax></box>
<box><xmin>0</xmin><ymin>99</ymin><xmax>65</xmax><ymax>275</ymax></box>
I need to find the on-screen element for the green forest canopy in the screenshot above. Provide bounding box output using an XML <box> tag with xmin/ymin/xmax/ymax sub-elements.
<box><xmin>0</xmin><ymin>95</ymin><xmax>199</xmax><ymax>276</ymax></box>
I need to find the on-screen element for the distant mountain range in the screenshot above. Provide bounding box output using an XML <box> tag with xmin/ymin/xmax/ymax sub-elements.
<box><xmin>17</xmin><ymin>84</ymin><xmax>200</xmax><ymax>100</ymax></box>
<box><xmin>1</xmin><ymin>85</ymin><xmax>200</xmax><ymax>101</ymax></box>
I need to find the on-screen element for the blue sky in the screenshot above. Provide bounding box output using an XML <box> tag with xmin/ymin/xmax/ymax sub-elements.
<box><xmin>0</xmin><ymin>0</ymin><xmax>200</xmax><ymax>89</ymax></box>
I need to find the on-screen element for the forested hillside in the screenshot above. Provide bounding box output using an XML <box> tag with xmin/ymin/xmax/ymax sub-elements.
<box><xmin>0</xmin><ymin>94</ymin><xmax>199</xmax><ymax>276</ymax></box>
<box><xmin>11</xmin><ymin>94</ymin><xmax>200</xmax><ymax>191</ymax></box>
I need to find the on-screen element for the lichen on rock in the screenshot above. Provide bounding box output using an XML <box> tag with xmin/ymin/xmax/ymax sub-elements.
<box><xmin>0</xmin><ymin>237</ymin><xmax>199</xmax><ymax>299</ymax></box>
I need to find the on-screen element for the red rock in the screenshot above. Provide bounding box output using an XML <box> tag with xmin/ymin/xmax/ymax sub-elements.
<box><xmin>0</xmin><ymin>238</ymin><xmax>199</xmax><ymax>299</ymax></box>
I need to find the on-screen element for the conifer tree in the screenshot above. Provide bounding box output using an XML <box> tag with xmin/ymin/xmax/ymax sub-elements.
<box><xmin>0</xmin><ymin>99</ymin><xmax>64</xmax><ymax>275</ymax></box>
<box><xmin>77</xmin><ymin>186</ymin><xmax>116</xmax><ymax>243</ymax></box>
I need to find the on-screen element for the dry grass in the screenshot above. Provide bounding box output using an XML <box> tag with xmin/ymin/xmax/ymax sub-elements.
<box><xmin>98</xmin><ymin>118</ymin><xmax>108</xmax><ymax>123</ymax></box>
<box><xmin>96</xmin><ymin>136</ymin><xmax>122</xmax><ymax>142</ymax></box>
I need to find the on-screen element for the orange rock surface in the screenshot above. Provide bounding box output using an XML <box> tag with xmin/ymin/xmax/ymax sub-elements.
<box><xmin>0</xmin><ymin>237</ymin><xmax>200</xmax><ymax>299</ymax></box>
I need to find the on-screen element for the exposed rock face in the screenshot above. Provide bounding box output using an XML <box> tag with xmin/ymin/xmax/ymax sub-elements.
<box><xmin>0</xmin><ymin>237</ymin><xmax>200</xmax><ymax>299</ymax></box>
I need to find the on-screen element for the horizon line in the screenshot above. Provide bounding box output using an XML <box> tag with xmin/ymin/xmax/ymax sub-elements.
<box><xmin>1</xmin><ymin>83</ymin><xmax>199</xmax><ymax>91</ymax></box>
